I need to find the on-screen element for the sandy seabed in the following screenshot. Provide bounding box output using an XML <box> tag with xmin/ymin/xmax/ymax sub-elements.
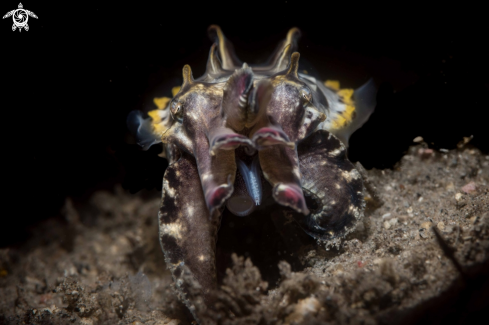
<box><xmin>1</xmin><ymin>143</ymin><xmax>488</xmax><ymax>325</ymax></box>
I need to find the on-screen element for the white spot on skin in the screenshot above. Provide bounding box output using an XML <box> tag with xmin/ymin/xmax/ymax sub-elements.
<box><xmin>335</xmin><ymin>183</ymin><xmax>341</xmax><ymax>189</ymax></box>
<box><xmin>329</xmin><ymin>148</ymin><xmax>342</xmax><ymax>157</ymax></box>
<box><xmin>341</xmin><ymin>170</ymin><xmax>352</xmax><ymax>182</ymax></box>
<box><xmin>160</xmin><ymin>223</ymin><xmax>184</xmax><ymax>240</ymax></box>
<box><xmin>187</xmin><ymin>206</ymin><xmax>194</xmax><ymax>216</ymax></box>
<box><xmin>189</xmin><ymin>112</ymin><xmax>199</xmax><ymax>121</ymax></box>
<box><xmin>178</xmin><ymin>133</ymin><xmax>193</xmax><ymax>151</ymax></box>
<box><xmin>165</xmin><ymin>183</ymin><xmax>176</xmax><ymax>197</ymax></box>
<box><xmin>292</xmin><ymin>166</ymin><xmax>301</xmax><ymax>179</ymax></box>
<box><xmin>350</xmin><ymin>169</ymin><xmax>360</xmax><ymax>180</ymax></box>
<box><xmin>341</xmin><ymin>169</ymin><xmax>360</xmax><ymax>182</ymax></box>
<box><xmin>198</xmin><ymin>255</ymin><xmax>206</xmax><ymax>262</ymax></box>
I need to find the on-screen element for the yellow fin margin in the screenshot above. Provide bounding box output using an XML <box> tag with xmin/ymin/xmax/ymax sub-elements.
<box><xmin>324</xmin><ymin>80</ymin><xmax>340</xmax><ymax>91</ymax></box>
<box><xmin>172</xmin><ymin>86</ymin><xmax>181</xmax><ymax>97</ymax></box>
<box><xmin>153</xmin><ymin>96</ymin><xmax>171</xmax><ymax>110</ymax></box>
<box><xmin>331</xmin><ymin>88</ymin><xmax>355</xmax><ymax>129</ymax></box>
<box><xmin>149</xmin><ymin>96</ymin><xmax>172</xmax><ymax>135</ymax></box>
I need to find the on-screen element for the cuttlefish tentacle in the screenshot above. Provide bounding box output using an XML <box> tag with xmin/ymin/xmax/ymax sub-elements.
<box><xmin>295</xmin><ymin>130</ymin><xmax>364</xmax><ymax>240</ymax></box>
<box><xmin>158</xmin><ymin>152</ymin><xmax>221</xmax><ymax>320</ymax></box>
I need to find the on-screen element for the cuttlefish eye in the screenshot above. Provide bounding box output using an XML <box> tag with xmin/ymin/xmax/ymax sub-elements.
<box><xmin>170</xmin><ymin>99</ymin><xmax>184</xmax><ymax>121</ymax></box>
<box><xmin>300</xmin><ymin>87</ymin><xmax>312</xmax><ymax>103</ymax></box>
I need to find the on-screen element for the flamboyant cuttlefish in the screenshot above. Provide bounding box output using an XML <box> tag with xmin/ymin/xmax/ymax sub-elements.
<box><xmin>128</xmin><ymin>25</ymin><xmax>376</xmax><ymax>321</ymax></box>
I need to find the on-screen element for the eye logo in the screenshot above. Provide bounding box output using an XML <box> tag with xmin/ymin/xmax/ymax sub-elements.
<box><xmin>3</xmin><ymin>3</ymin><xmax>38</xmax><ymax>32</ymax></box>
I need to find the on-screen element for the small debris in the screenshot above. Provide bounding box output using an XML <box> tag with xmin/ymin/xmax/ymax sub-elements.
<box><xmin>418</xmin><ymin>148</ymin><xmax>434</xmax><ymax>159</ymax></box>
<box><xmin>419</xmin><ymin>221</ymin><xmax>433</xmax><ymax>239</ymax></box>
<box><xmin>384</xmin><ymin>218</ymin><xmax>398</xmax><ymax>230</ymax></box>
<box><xmin>413</xmin><ymin>136</ymin><xmax>424</xmax><ymax>143</ymax></box>
<box><xmin>332</xmin><ymin>264</ymin><xmax>345</xmax><ymax>276</ymax></box>
<box><xmin>437</xmin><ymin>222</ymin><xmax>445</xmax><ymax>231</ymax></box>
<box><xmin>382</xmin><ymin>213</ymin><xmax>392</xmax><ymax>219</ymax></box>
<box><xmin>419</xmin><ymin>228</ymin><xmax>429</xmax><ymax>239</ymax></box>
<box><xmin>454</xmin><ymin>192</ymin><xmax>467</xmax><ymax>208</ymax></box>
<box><xmin>284</xmin><ymin>297</ymin><xmax>320</xmax><ymax>324</ymax></box>
<box><xmin>80</xmin><ymin>318</ymin><xmax>94</xmax><ymax>325</ymax></box>
<box><xmin>461</xmin><ymin>182</ymin><xmax>477</xmax><ymax>194</ymax></box>
<box><xmin>420</xmin><ymin>221</ymin><xmax>433</xmax><ymax>230</ymax></box>
<box><xmin>457</xmin><ymin>135</ymin><xmax>473</xmax><ymax>148</ymax></box>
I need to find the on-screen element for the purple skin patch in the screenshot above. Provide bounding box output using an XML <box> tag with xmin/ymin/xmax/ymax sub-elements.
<box><xmin>252</xmin><ymin>126</ymin><xmax>294</xmax><ymax>149</ymax></box>
<box><xmin>273</xmin><ymin>183</ymin><xmax>309</xmax><ymax>215</ymax></box>
<box><xmin>209</xmin><ymin>132</ymin><xmax>253</xmax><ymax>152</ymax></box>
<box><xmin>128</xmin><ymin>25</ymin><xmax>374</xmax><ymax>322</ymax></box>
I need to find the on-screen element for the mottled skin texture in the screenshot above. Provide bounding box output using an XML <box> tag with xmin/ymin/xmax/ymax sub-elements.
<box><xmin>159</xmin><ymin>152</ymin><xmax>220</xmax><ymax>297</ymax></box>
<box><xmin>129</xmin><ymin>25</ymin><xmax>376</xmax><ymax>323</ymax></box>
<box><xmin>297</xmin><ymin>130</ymin><xmax>364</xmax><ymax>239</ymax></box>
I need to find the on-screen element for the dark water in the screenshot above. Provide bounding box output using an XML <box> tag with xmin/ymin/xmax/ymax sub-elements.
<box><xmin>3</xmin><ymin>2</ymin><xmax>488</xmax><ymax>246</ymax></box>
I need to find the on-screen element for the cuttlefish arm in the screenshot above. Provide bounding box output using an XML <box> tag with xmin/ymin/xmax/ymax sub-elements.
<box><xmin>208</xmin><ymin>65</ymin><xmax>255</xmax><ymax>154</ymax></box>
<box><xmin>249</xmin><ymin>80</ymin><xmax>294</xmax><ymax>149</ymax></box>
<box><xmin>158</xmin><ymin>152</ymin><xmax>221</xmax><ymax>320</ymax></box>
<box><xmin>171</xmin><ymin>65</ymin><xmax>238</xmax><ymax>215</ymax></box>
<box><xmin>247</xmin><ymin>80</ymin><xmax>308</xmax><ymax>215</ymax></box>
<box><xmin>193</xmin><ymin>133</ymin><xmax>236</xmax><ymax>214</ymax></box>
<box><xmin>296</xmin><ymin>130</ymin><xmax>365</xmax><ymax>240</ymax></box>
<box><xmin>258</xmin><ymin>145</ymin><xmax>309</xmax><ymax>215</ymax></box>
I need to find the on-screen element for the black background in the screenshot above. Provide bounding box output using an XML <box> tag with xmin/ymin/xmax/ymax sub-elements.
<box><xmin>2</xmin><ymin>1</ymin><xmax>488</xmax><ymax>247</ymax></box>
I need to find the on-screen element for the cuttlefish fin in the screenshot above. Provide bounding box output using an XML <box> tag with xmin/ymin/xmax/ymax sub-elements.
<box><xmin>325</xmin><ymin>79</ymin><xmax>377</xmax><ymax>146</ymax></box>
